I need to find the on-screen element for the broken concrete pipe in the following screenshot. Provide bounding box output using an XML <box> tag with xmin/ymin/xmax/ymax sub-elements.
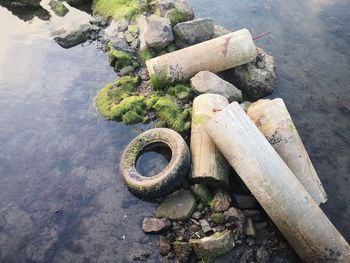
<box><xmin>146</xmin><ymin>28</ymin><xmax>257</xmax><ymax>83</ymax></box>
<box><xmin>205</xmin><ymin>102</ymin><xmax>350</xmax><ymax>262</ymax></box>
<box><xmin>190</xmin><ymin>94</ymin><xmax>230</xmax><ymax>189</ymax></box>
<box><xmin>247</xmin><ymin>98</ymin><xmax>327</xmax><ymax>205</ymax></box>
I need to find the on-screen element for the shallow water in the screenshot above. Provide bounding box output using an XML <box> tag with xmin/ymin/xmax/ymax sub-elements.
<box><xmin>0</xmin><ymin>0</ymin><xmax>349</xmax><ymax>262</ymax></box>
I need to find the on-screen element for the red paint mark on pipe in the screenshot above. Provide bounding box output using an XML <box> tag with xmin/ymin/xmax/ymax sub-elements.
<box><xmin>213</xmin><ymin>108</ymin><xmax>222</xmax><ymax>112</ymax></box>
<box><xmin>221</xmin><ymin>37</ymin><xmax>231</xmax><ymax>57</ymax></box>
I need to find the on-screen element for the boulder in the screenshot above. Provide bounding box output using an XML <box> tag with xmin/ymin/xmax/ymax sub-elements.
<box><xmin>174</xmin><ymin>18</ymin><xmax>214</xmax><ymax>48</ymax></box>
<box><xmin>230</xmin><ymin>48</ymin><xmax>277</xmax><ymax>99</ymax></box>
<box><xmin>145</xmin><ymin>16</ymin><xmax>174</xmax><ymax>50</ymax></box>
<box><xmin>191</xmin><ymin>71</ymin><xmax>242</xmax><ymax>102</ymax></box>
<box><xmin>213</xmin><ymin>24</ymin><xmax>232</xmax><ymax>38</ymax></box>
<box><xmin>155</xmin><ymin>189</ymin><xmax>196</xmax><ymax>220</ymax></box>
<box><xmin>189</xmin><ymin>230</ymin><xmax>234</xmax><ymax>260</ymax></box>
<box><xmin>142</xmin><ymin>217</ymin><xmax>171</xmax><ymax>233</ymax></box>
<box><xmin>53</xmin><ymin>23</ymin><xmax>91</xmax><ymax>48</ymax></box>
<box><xmin>211</xmin><ymin>190</ymin><xmax>231</xmax><ymax>213</ymax></box>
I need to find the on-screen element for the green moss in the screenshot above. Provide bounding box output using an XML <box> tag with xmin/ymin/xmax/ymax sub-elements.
<box><xmin>49</xmin><ymin>0</ymin><xmax>69</xmax><ymax>17</ymax></box>
<box><xmin>168</xmin><ymin>7</ymin><xmax>189</xmax><ymax>27</ymax></box>
<box><xmin>167</xmin><ymin>84</ymin><xmax>192</xmax><ymax>100</ymax></box>
<box><xmin>191</xmin><ymin>184</ymin><xmax>213</xmax><ymax>206</ymax></box>
<box><xmin>95</xmin><ymin>75</ymin><xmax>141</xmax><ymax>119</ymax></box>
<box><xmin>211</xmin><ymin>212</ymin><xmax>225</xmax><ymax>225</ymax></box>
<box><xmin>151</xmin><ymin>72</ymin><xmax>169</xmax><ymax>91</ymax></box>
<box><xmin>92</xmin><ymin>0</ymin><xmax>140</xmax><ymax>21</ymax></box>
<box><xmin>200</xmin><ymin>256</ymin><xmax>215</xmax><ymax>263</ymax></box>
<box><xmin>166</xmin><ymin>43</ymin><xmax>177</xmax><ymax>53</ymax></box>
<box><xmin>111</xmin><ymin>95</ymin><xmax>146</xmax><ymax>120</ymax></box>
<box><xmin>152</xmin><ymin>97</ymin><xmax>191</xmax><ymax>134</ymax></box>
<box><xmin>122</xmin><ymin>110</ymin><xmax>144</xmax><ymax>124</ymax></box>
<box><xmin>139</xmin><ymin>47</ymin><xmax>155</xmax><ymax>62</ymax></box>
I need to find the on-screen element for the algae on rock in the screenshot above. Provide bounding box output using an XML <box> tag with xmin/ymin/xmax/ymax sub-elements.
<box><xmin>92</xmin><ymin>0</ymin><xmax>140</xmax><ymax>20</ymax></box>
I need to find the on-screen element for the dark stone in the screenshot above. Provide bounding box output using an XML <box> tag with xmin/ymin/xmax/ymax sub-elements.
<box><xmin>211</xmin><ymin>190</ymin><xmax>231</xmax><ymax>213</ymax></box>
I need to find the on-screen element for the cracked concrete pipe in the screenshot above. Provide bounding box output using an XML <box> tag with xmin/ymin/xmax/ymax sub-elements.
<box><xmin>190</xmin><ymin>94</ymin><xmax>230</xmax><ymax>189</ymax></box>
<box><xmin>247</xmin><ymin>98</ymin><xmax>327</xmax><ymax>205</ymax></box>
<box><xmin>205</xmin><ymin>102</ymin><xmax>350</xmax><ymax>262</ymax></box>
<box><xmin>146</xmin><ymin>28</ymin><xmax>257</xmax><ymax>83</ymax></box>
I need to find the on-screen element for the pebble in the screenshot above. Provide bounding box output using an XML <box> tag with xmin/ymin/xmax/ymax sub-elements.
<box><xmin>191</xmin><ymin>211</ymin><xmax>202</xmax><ymax>220</ymax></box>
<box><xmin>142</xmin><ymin>217</ymin><xmax>171</xmax><ymax>233</ymax></box>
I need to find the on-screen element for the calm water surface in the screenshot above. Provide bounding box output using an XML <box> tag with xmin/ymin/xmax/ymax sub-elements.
<box><xmin>0</xmin><ymin>0</ymin><xmax>349</xmax><ymax>262</ymax></box>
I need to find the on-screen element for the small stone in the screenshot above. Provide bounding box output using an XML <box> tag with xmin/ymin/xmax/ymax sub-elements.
<box><xmin>109</xmin><ymin>37</ymin><xmax>133</xmax><ymax>53</ymax></box>
<box><xmin>240</xmin><ymin>101</ymin><xmax>252</xmax><ymax>112</ymax></box>
<box><xmin>189</xmin><ymin>230</ymin><xmax>234</xmax><ymax>260</ymax></box>
<box><xmin>145</xmin><ymin>16</ymin><xmax>173</xmax><ymax>50</ymax></box>
<box><xmin>142</xmin><ymin>217</ymin><xmax>171</xmax><ymax>233</ymax></box>
<box><xmin>246</xmin><ymin>237</ymin><xmax>255</xmax><ymax>246</ymax></box>
<box><xmin>155</xmin><ymin>0</ymin><xmax>194</xmax><ymax>21</ymax></box>
<box><xmin>174</xmin><ymin>18</ymin><xmax>214</xmax><ymax>48</ymax></box>
<box><xmin>159</xmin><ymin>236</ymin><xmax>171</xmax><ymax>255</ymax></box>
<box><xmin>199</xmin><ymin>219</ymin><xmax>213</xmax><ymax>235</ymax></box>
<box><xmin>232</xmin><ymin>194</ymin><xmax>259</xmax><ymax>209</ymax></box>
<box><xmin>191</xmin><ymin>211</ymin><xmax>202</xmax><ymax>220</ymax></box>
<box><xmin>190</xmin><ymin>184</ymin><xmax>213</xmax><ymax>207</ymax></box>
<box><xmin>231</xmin><ymin>48</ymin><xmax>277</xmax><ymax>99</ymax></box>
<box><xmin>131</xmin><ymin>38</ymin><xmax>140</xmax><ymax>49</ymax></box>
<box><xmin>245</xmin><ymin>218</ymin><xmax>256</xmax><ymax>237</ymax></box>
<box><xmin>155</xmin><ymin>189</ymin><xmax>196</xmax><ymax>220</ymax></box>
<box><xmin>256</xmin><ymin>247</ymin><xmax>270</xmax><ymax>263</ymax></box>
<box><xmin>197</xmin><ymin>203</ymin><xmax>204</xmax><ymax>211</ymax></box>
<box><xmin>211</xmin><ymin>190</ymin><xmax>231</xmax><ymax>213</ymax></box>
<box><xmin>173</xmin><ymin>241</ymin><xmax>192</xmax><ymax>263</ymax></box>
<box><xmin>191</xmin><ymin>71</ymin><xmax>242</xmax><ymax>102</ymax></box>
<box><xmin>49</xmin><ymin>0</ymin><xmax>69</xmax><ymax>17</ymax></box>
<box><xmin>223</xmin><ymin>207</ymin><xmax>245</xmax><ymax>224</ymax></box>
<box><xmin>254</xmin><ymin>222</ymin><xmax>268</xmax><ymax>231</ymax></box>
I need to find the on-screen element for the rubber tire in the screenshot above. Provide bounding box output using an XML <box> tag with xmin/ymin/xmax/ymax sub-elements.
<box><xmin>120</xmin><ymin>128</ymin><xmax>191</xmax><ymax>199</ymax></box>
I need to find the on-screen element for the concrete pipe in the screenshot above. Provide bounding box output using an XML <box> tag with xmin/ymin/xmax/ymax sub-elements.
<box><xmin>191</xmin><ymin>94</ymin><xmax>230</xmax><ymax>189</ymax></box>
<box><xmin>247</xmin><ymin>98</ymin><xmax>327</xmax><ymax>205</ymax></box>
<box><xmin>205</xmin><ymin>102</ymin><xmax>350</xmax><ymax>262</ymax></box>
<box><xmin>146</xmin><ymin>28</ymin><xmax>257</xmax><ymax>83</ymax></box>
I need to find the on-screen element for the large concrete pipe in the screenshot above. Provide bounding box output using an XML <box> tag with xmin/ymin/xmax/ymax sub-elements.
<box><xmin>146</xmin><ymin>28</ymin><xmax>257</xmax><ymax>83</ymax></box>
<box><xmin>247</xmin><ymin>99</ymin><xmax>327</xmax><ymax>205</ymax></box>
<box><xmin>191</xmin><ymin>94</ymin><xmax>230</xmax><ymax>189</ymax></box>
<box><xmin>205</xmin><ymin>102</ymin><xmax>350</xmax><ymax>262</ymax></box>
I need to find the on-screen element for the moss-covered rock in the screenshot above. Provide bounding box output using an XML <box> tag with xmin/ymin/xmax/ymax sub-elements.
<box><xmin>49</xmin><ymin>0</ymin><xmax>69</xmax><ymax>16</ymax></box>
<box><xmin>95</xmin><ymin>75</ymin><xmax>141</xmax><ymax>119</ymax></box>
<box><xmin>92</xmin><ymin>0</ymin><xmax>140</xmax><ymax>21</ymax></box>
<box><xmin>151</xmin><ymin>72</ymin><xmax>169</xmax><ymax>91</ymax></box>
<box><xmin>211</xmin><ymin>212</ymin><xmax>225</xmax><ymax>225</ymax></box>
<box><xmin>173</xmin><ymin>241</ymin><xmax>193</xmax><ymax>262</ymax></box>
<box><xmin>152</xmin><ymin>96</ymin><xmax>191</xmax><ymax>134</ymax></box>
<box><xmin>111</xmin><ymin>95</ymin><xmax>146</xmax><ymax>121</ymax></box>
<box><xmin>139</xmin><ymin>47</ymin><xmax>156</xmax><ymax>62</ymax></box>
<box><xmin>122</xmin><ymin>110</ymin><xmax>145</xmax><ymax>124</ymax></box>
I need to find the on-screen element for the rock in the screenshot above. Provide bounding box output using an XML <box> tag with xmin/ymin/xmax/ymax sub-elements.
<box><xmin>130</xmin><ymin>250</ymin><xmax>150</xmax><ymax>261</ymax></box>
<box><xmin>254</xmin><ymin>222</ymin><xmax>268</xmax><ymax>231</ymax></box>
<box><xmin>49</xmin><ymin>0</ymin><xmax>69</xmax><ymax>17</ymax></box>
<box><xmin>104</xmin><ymin>19</ymin><xmax>129</xmax><ymax>38</ymax></box>
<box><xmin>231</xmin><ymin>48</ymin><xmax>277</xmax><ymax>99</ymax></box>
<box><xmin>189</xmin><ymin>230</ymin><xmax>234</xmax><ymax>260</ymax></box>
<box><xmin>109</xmin><ymin>38</ymin><xmax>134</xmax><ymax>53</ymax></box>
<box><xmin>232</xmin><ymin>194</ymin><xmax>259</xmax><ymax>209</ymax></box>
<box><xmin>199</xmin><ymin>219</ymin><xmax>213</xmax><ymax>235</ymax></box>
<box><xmin>124</xmin><ymin>31</ymin><xmax>135</xmax><ymax>43</ymax></box>
<box><xmin>155</xmin><ymin>0</ymin><xmax>194</xmax><ymax>24</ymax></box>
<box><xmin>159</xmin><ymin>236</ymin><xmax>171</xmax><ymax>255</ymax></box>
<box><xmin>173</xmin><ymin>241</ymin><xmax>192</xmax><ymax>263</ymax></box>
<box><xmin>213</xmin><ymin>24</ymin><xmax>232</xmax><ymax>38</ymax></box>
<box><xmin>191</xmin><ymin>211</ymin><xmax>202</xmax><ymax>220</ymax></box>
<box><xmin>145</xmin><ymin>16</ymin><xmax>173</xmax><ymax>50</ymax></box>
<box><xmin>256</xmin><ymin>247</ymin><xmax>270</xmax><ymax>263</ymax></box>
<box><xmin>155</xmin><ymin>189</ymin><xmax>196</xmax><ymax>220</ymax></box>
<box><xmin>174</xmin><ymin>18</ymin><xmax>214</xmax><ymax>48</ymax></box>
<box><xmin>223</xmin><ymin>207</ymin><xmax>245</xmax><ymax>227</ymax></box>
<box><xmin>142</xmin><ymin>217</ymin><xmax>171</xmax><ymax>233</ymax></box>
<box><xmin>211</xmin><ymin>190</ymin><xmax>231</xmax><ymax>213</ymax></box>
<box><xmin>245</xmin><ymin>218</ymin><xmax>256</xmax><ymax>237</ymax></box>
<box><xmin>53</xmin><ymin>23</ymin><xmax>91</xmax><ymax>48</ymax></box>
<box><xmin>0</xmin><ymin>0</ymin><xmax>41</xmax><ymax>8</ymax></box>
<box><xmin>240</xmin><ymin>101</ymin><xmax>252</xmax><ymax>112</ymax></box>
<box><xmin>191</xmin><ymin>71</ymin><xmax>242</xmax><ymax>102</ymax></box>
<box><xmin>190</xmin><ymin>184</ymin><xmax>213</xmax><ymax>207</ymax></box>
<box><xmin>242</xmin><ymin>209</ymin><xmax>264</xmax><ymax>222</ymax></box>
